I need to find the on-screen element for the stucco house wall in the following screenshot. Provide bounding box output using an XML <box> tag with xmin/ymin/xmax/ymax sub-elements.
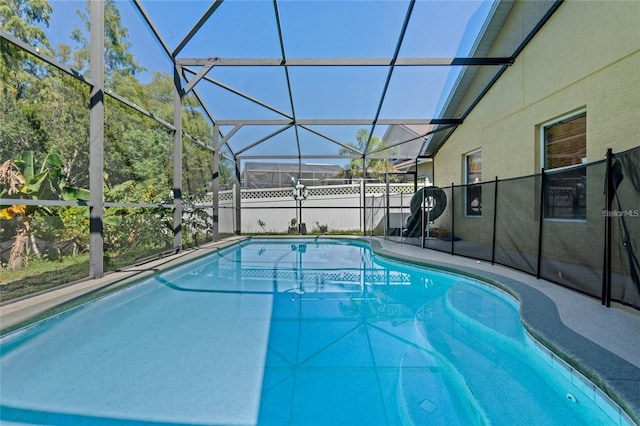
<box><xmin>430</xmin><ymin>0</ymin><xmax>639</xmax><ymax>274</ymax></box>
<box><xmin>434</xmin><ymin>0</ymin><xmax>639</xmax><ymax>185</ymax></box>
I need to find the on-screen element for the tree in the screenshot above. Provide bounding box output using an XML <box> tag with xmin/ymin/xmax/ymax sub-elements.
<box><xmin>71</xmin><ymin>0</ymin><xmax>144</xmax><ymax>85</ymax></box>
<box><xmin>0</xmin><ymin>0</ymin><xmax>53</xmax><ymax>95</ymax></box>
<box><xmin>1</xmin><ymin>0</ymin><xmax>53</xmax><ymax>161</ymax></box>
<box><xmin>0</xmin><ymin>149</ymin><xmax>89</xmax><ymax>270</ymax></box>
<box><xmin>0</xmin><ymin>0</ymin><xmax>226</xmax><ymax>269</ymax></box>
<box><xmin>0</xmin><ymin>1</ymin><xmax>93</xmax><ymax>189</ymax></box>
<box><xmin>101</xmin><ymin>179</ymin><xmax>173</xmax><ymax>260</ymax></box>
<box><xmin>339</xmin><ymin>129</ymin><xmax>399</xmax><ymax>182</ymax></box>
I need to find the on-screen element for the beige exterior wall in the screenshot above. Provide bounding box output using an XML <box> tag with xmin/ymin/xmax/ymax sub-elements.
<box><xmin>430</xmin><ymin>0</ymin><xmax>639</xmax><ymax>273</ymax></box>
<box><xmin>416</xmin><ymin>161</ymin><xmax>433</xmax><ymax>183</ymax></box>
<box><xmin>434</xmin><ymin>0</ymin><xmax>640</xmax><ymax>186</ymax></box>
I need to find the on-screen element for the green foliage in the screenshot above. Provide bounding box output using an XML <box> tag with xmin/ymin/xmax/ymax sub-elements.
<box><xmin>339</xmin><ymin>129</ymin><xmax>399</xmax><ymax>181</ymax></box>
<box><xmin>55</xmin><ymin>206</ymin><xmax>89</xmax><ymax>249</ymax></box>
<box><xmin>71</xmin><ymin>0</ymin><xmax>144</xmax><ymax>82</ymax></box>
<box><xmin>33</xmin><ymin>68</ymin><xmax>90</xmax><ymax>187</ymax></box>
<box><xmin>104</xmin><ymin>111</ymin><xmax>173</xmax><ymax>195</ymax></box>
<box><xmin>0</xmin><ymin>0</ymin><xmax>52</xmax><ymax>47</ymax></box>
<box><xmin>0</xmin><ymin>0</ymin><xmax>53</xmax><ymax>86</ymax></box>
<box><xmin>0</xmin><ymin>0</ymin><xmax>238</xmax><ymax>278</ymax></box>
<box><xmin>102</xmin><ymin>179</ymin><xmax>173</xmax><ymax>256</ymax></box>
<box><xmin>28</xmin><ymin>206</ymin><xmax>88</xmax><ymax>252</ymax></box>
<box><xmin>313</xmin><ymin>222</ymin><xmax>328</xmax><ymax>234</ymax></box>
<box><xmin>0</xmin><ymin>88</ymin><xmax>49</xmax><ymax>161</ymax></box>
<box><xmin>183</xmin><ymin>136</ymin><xmax>214</xmax><ymax>199</ymax></box>
<box><xmin>0</xmin><ymin>148</ymin><xmax>90</xmax><ymax>270</ymax></box>
<box><xmin>182</xmin><ymin>207</ymin><xmax>212</xmax><ymax>248</ymax></box>
<box><xmin>0</xmin><ymin>148</ymin><xmax>89</xmax><ymax>210</ymax></box>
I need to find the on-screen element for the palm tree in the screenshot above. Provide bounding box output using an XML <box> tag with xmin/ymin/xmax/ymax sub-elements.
<box><xmin>339</xmin><ymin>129</ymin><xmax>398</xmax><ymax>182</ymax></box>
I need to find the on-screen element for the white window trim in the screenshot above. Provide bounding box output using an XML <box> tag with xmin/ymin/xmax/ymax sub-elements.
<box><xmin>464</xmin><ymin>149</ymin><xmax>482</xmax><ymax>217</ymax></box>
<box><xmin>464</xmin><ymin>149</ymin><xmax>482</xmax><ymax>184</ymax></box>
<box><xmin>540</xmin><ymin>110</ymin><xmax>587</xmax><ymax>222</ymax></box>
<box><xmin>540</xmin><ymin>109</ymin><xmax>587</xmax><ymax>172</ymax></box>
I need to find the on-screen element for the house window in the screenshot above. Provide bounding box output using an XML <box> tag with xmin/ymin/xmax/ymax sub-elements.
<box><xmin>542</xmin><ymin>111</ymin><xmax>587</xmax><ymax>220</ymax></box>
<box><xmin>465</xmin><ymin>150</ymin><xmax>482</xmax><ymax>216</ymax></box>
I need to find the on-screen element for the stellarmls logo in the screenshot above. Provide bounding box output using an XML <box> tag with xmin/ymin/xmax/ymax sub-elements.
<box><xmin>602</xmin><ymin>209</ymin><xmax>640</xmax><ymax>217</ymax></box>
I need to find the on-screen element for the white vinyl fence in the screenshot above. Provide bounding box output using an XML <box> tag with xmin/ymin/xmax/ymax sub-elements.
<box><xmin>206</xmin><ymin>182</ymin><xmax>416</xmax><ymax>234</ymax></box>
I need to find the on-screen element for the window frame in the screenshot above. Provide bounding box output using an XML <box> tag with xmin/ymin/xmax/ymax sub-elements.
<box><xmin>540</xmin><ymin>109</ymin><xmax>587</xmax><ymax>172</ymax></box>
<box><xmin>540</xmin><ymin>110</ymin><xmax>587</xmax><ymax>221</ymax></box>
<box><xmin>464</xmin><ymin>149</ymin><xmax>482</xmax><ymax>217</ymax></box>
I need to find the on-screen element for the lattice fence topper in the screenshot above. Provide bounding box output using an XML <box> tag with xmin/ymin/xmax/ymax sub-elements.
<box><xmin>219</xmin><ymin>192</ymin><xmax>233</xmax><ymax>201</ymax></box>
<box><xmin>210</xmin><ymin>268</ymin><xmax>417</xmax><ymax>285</ymax></box>
<box><xmin>242</xmin><ymin>188</ymin><xmax>292</xmax><ymax>199</ymax></box>
<box><xmin>239</xmin><ymin>183</ymin><xmax>415</xmax><ymax>199</ymax></box>
<box><xmin>192</xmin><ymin>183</ymin><xmax>416</xmax><ymax>204</ymax></box>
<box><xmin>365</xmin><ymin>184</ymin><xmax>416</xmax><ymax>194</ymax></box>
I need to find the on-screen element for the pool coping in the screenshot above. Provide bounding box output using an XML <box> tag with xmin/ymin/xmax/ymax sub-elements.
<box><xmin>0</xmin><ymin>236</ymin><xmax>248</xmax><ymax>334</ymax></box>
<box><xmin>1</xmin><ymin>234</ymin><xmax>639</xmax><ymax>424</ymax></box>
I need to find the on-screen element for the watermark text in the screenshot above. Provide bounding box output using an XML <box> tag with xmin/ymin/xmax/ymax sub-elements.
<box><xmin>602</xmin><ymin>209</ymin><xmax>640</xmax><ymax>217</ymax></box>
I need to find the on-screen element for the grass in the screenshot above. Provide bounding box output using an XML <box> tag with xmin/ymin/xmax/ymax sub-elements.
<box><xmin>0</xmin><ymin>232</ymin><xmax>363</xmax><ymax>303</ymax></box>
<box><xmin>0</xmin><ymin>254</ymin><xmax>90</xmax><ymax>302</ymax></box>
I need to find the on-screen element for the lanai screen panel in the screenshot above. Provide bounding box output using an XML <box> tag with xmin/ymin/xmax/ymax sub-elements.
<box><xmin>4</xmin><ymin>0</ymin><xmax>562</xmax><ymax>166</ymax></box>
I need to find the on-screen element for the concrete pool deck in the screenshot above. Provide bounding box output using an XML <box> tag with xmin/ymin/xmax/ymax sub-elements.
<box><xmin>1</xmin><ymin>235</ymin><xmax>639</xmax><ymax>424</ymax></box>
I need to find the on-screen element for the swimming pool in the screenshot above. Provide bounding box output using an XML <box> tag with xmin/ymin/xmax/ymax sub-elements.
<box><xmin>0</xmin><ymin>238</ymin><xmax>632</xmax><ymax>425</ymax></box>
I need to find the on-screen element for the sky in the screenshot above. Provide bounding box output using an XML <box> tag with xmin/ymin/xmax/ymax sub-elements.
<box><xmin>44</xmin><ymin>0</ymin><xmax>495</xmax><ymax>163</ymax></box>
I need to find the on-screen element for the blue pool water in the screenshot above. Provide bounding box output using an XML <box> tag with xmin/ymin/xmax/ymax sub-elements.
<box><xmin>0</xmin><ymin>239</ymin><xmax>627</xmax><ymax>425</ymax></box>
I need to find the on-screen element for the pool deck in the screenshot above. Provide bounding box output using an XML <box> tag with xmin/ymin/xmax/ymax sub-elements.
<box><xmin>1</xmin><ymin>235</ymin><xmax>639</xmax><ymax>424</ymax></box>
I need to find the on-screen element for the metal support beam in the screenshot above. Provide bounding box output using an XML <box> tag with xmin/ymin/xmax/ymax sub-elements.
<box><xmin>368</xmin><ymin>124</ymin><xmax>457</xmax><ymax>156</ymax></box>
<box><xmin>424</xmin><ymin>0</ymin><xmax>564</xmax><ymax>154</ymax></box>
<box><xmin>89</xmin><ymin>1</ymin><xmax>104</xmax><ymax>278</ymax></box>
<box><xmin>0</xmin><ymin>29</ymin><xmax>92</xmax><ymax>85</ymax></box>
<box><xmin>173</xmin><ymin>66</ymin><xmax>184</xmax><ymax>252</ymax></box>
<box><xmin>173</xmin><ymin>0</ymin><xmax>224</xmax><ymax>57</ymax></box>
<box><xmin>219</xmin><ymin>124</ymin><xmax>242</xmax><ymax>152</ymax></box>
<box><xmin>237</xmin><ymin>154</ymin><xmax>363</xmax><ymax>160</ymax></box>
<box><xmin>213</xmin><ymin>118</ymin><xmax>461</xmax><ymax>126</ymax></box>
<box><xmin>362</xmin><ymin>158</ymin><xmax>367</xmax><ymax>235</ymax></box>
<box><xmin>457</xmin><ymin>1</ymin><xmax>563</xmax><ymax>124</ymax></box>
<box><xmin>185</xmin><ymin>85</ymin><xmax>227</xmax><ymax>149</ymax></box>
<box><xmin>235</xmin><ymin>125</ymin><xmax>293</xmax><ymax>156</ymax></box>
<box><xmin>365</xmin><ymin>0</ymin><xmax>415</xmax><ymax>155</ymax></box>
<box><xmin>107</xmin><ymin>89</ymin><xmax>210</xmax><ymax>155</ymax></box>
<box><xmin>183</xmin><ymin>69</ymin><xmax>293</xmax><ymax>120</ymax></box>
<box><xmin>273</xmin><ymin>0</ymin><xmax>301</xmax><ymax>161</ymax></box>
<box><xmin>234</xmin><ymin>164</ymin><xmax>242</xmax><ymax>235</ymax></box>
<box><xmin>131</xmin><ymin>0</ymin><xmax>173</xmax><ymax>60</ymax></box>
<box><xmin>183</xmin><ymin>63</ymin><xmax>215</xmax><ymax>95</ymax></box>
<box><xmin>212</xmin><ymin>125</ymin><xmax>220</xmax><ymax>241</ymax></box>
<box><xmin>220</xmin><ymin>125</ymin><xmax>241</xmax><ymax>146</ymax></box>
<box><xmin>188</xmin><ymin>86</ymin><xmax>216</xmax><ymax>125</ymax></box>
<box><xmin>175</xmin><ymin>57</ymin><xmax>514</xmax><ymax>67</ymax></box>
<box><xmin>106</xmin><ymin>90</ymin><xmax>176</xmax><ymax>131</ymax></box>
<box><xmin>298</xmin><ymin>125</ymin><xmax>362</xmax><ymax>155</ymax></box>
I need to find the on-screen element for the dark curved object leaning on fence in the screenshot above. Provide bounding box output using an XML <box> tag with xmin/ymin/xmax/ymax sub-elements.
<box><xmin>403</xmin><ymin>186</ymin><xmax>447</xmax><ymax>238</ymax></box>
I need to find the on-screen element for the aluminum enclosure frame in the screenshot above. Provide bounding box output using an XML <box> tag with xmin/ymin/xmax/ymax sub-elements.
<box><xmin>0</xmin><ymin>0</ymin><xmax>563</xmax><ymax>278</ymax></box>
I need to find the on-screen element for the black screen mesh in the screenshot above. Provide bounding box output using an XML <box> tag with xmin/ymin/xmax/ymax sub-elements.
<box><xmin>375</xmin><ymin>147</ymin><xmax>639</xmax><ymax>309</ymax></box>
